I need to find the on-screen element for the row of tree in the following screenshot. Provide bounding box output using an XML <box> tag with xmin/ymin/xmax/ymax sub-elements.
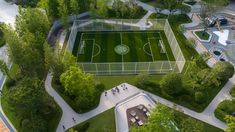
<box><xmin>136</xmin><ymin>55</ymin><xmax>234</xmax><ymax>111</ymax></box>
<box><xmin>0</xmin><ymin>7</ymin><xmax>61</xmax><ymax>131</ymax></box>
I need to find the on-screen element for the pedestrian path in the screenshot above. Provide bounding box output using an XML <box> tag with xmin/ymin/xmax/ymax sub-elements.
<box><xmin>45</xmin><ymin>74</ymin><xmax>142</xmax><ymax>132</ymax></box>
<box><xmin>45</xmin><ymin>73</ymin><xmax>235</xmax><ymax>131</ymax></box>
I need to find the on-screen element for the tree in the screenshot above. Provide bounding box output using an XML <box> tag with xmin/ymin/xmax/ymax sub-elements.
<box><xmin>70</xmin><ymin>0</ymin><xmax>80</xmax><ymax>15</ymax></box>
<box><xmin>160</xmin><ymin>73</ymin><xmax>183</xmax><ymax>95</ymax></box>
<box><xmin>44</xmin><ymin>45</ymin><xmax>77</xmax><ymax>82</ymax></box>
<box><xmin>225</xmin><ymin>115</ymin><xmax>235</xmax><ymax>132</ymax></box>
<box><xmin>3</xmin><ymin>8</ymin><xmax>51</xmax><ymax>78</ymax></box>
<box><xmin>131</xmin><ymin>104</ymin><xmax>178</xmax><ymax>132</ymax></box>
<box><xmin>7</xmin><ymin>77</ymin><xmax>43</xmax><ymax>115</ymax></box>
<box><xmin>213</xmin><ymin>62</ymin><xmax>234</xmax><ymax>81</ymax></box>
<box><xmin>194</xmin><ymin>92</ymin><xmax>206</xmax><ymax>104</ymax></box>
<box><xmin>90</xmin><ymin>0</ymin><xmax>108</xmax><ymax>18</ymax></box>
<box><xmin>58</xmin><ymin>0</ymin><xmax>69</xmax><ymax>30</ymax></box>
<box><xmin>162</xmin><ymin>0</ymin><xmax>183</xmax><ymax>16</ymax></box>
<box><xmin>47</xmin><ymin>0</ymin><xmax>60</xmax><ymax>20</ymax></box>
<box><xmin>180</xmin><ymin>117</ymin><xmax>204</xmax><ymax>132</ymax></box>
<box><xmin>0</xmin><ymin>60</ymin><xmax>11</xmax><ymax>79</ymax></box>
<box><xmin>37</xmin><ymin>0</ymin><xmax>49</xmax><ymax>17</ymax></box>
<box><xmin>195</xmin><ymin>68</ymin><xmax>220</xmax><ymax>91</ymax></box>
<box><xmin>16</xmin><ymin>7</ymin><xmax>50</xmax><ymax>37</ymax></box>
<box><xmin>60</xmin><ymin>66</ymin><xmax>97</xmax><ymax>111</ymax></box>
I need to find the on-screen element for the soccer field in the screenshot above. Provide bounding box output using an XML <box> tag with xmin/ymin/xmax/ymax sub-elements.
<box><xmin>72</xmin><ymin>31</ymin><xmax>175</xmax><ymax>63</ymax></box>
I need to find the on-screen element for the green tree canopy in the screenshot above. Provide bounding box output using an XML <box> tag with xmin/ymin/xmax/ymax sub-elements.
<box><xmin>160</xmin><ymin>73</ymin><xmax>183</xmax><ymax>95</ymax></box>
<box><xmin>7</xmin><ymin>77</ymin><xmax>43</xmax><ymax>115</ymax></box>
<box><xmin>16</xmin><ymin>7</ymin><xmax>50</xmax><ymax>37</ymax></box>
<box><xmin>60</xmin><ymin>66</ymin><xmax>97</xmax><ymax>111</ymax></box>
<box><xmin>225</xmin><ymin>115</ymin><xmax>235</xmax><ymax>132</ymax></box>
<box><xmin>213</xmin><ymin>62</ymin><xmax>234</xmax><ymax>81</ymax></box>
<box><xmin>131</xmin><ymin>104</ymin><xmax>178</xmax><ymax>132</ymax></box>
<box><xmin>3</xmin><ymin>8</ymin><xmax>51</xmax><ymax>78</ymax></box>
<box><xmin>60</xmin><ymin>66</ymin><xmax>95</xmax><ymax>96</ymax></box>
<box><xmin>0</xmin><ymin>59</ymin><xmax>11</xmax><ymax>79</ymax></box>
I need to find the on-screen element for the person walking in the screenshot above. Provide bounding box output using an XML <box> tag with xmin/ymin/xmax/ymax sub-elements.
<box><xmin>72</xmin><ymin>117</ymin><xmax>76</xmax><ymax>122</ymax></box>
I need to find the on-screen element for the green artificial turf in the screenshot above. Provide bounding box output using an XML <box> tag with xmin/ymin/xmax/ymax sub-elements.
<box><xmin>73</xmin><ymin>31</ymin><xmax>175</xmax><ymax>63</ymax></box>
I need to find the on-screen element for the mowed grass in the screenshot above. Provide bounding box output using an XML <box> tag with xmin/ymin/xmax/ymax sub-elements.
<box><xmin>67</xmin><ymin>108</ymin><xmax>115</xmax><ymax>132</ymax></box>
<box><xmin>73</xmin><ymin>31</ymin><xmax>175</xmax><ymax>63</ymax></box>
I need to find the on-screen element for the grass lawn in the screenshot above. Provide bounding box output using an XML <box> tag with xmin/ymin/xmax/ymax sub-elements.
<box><xmin>1</xmin><ymin>64</ymin><xmax>62</xmax><ymax>132</ymax></box>
<box><xmin>73</xmin><ymin>31</ymin><xmax>174</xmax><ymax>63</ymax></box>
<box><xmin>194</xmin><ymin>31</ymin><xmax>210</xmax><ymax>41</ymax></box>
<box><xmin>67</xmin><ymin>105</ymin><xmax>222</xmax><ymax>132</ymax></box>
<box><xmin>67</xmin><ymin>108</ymin><xmax>115</xmax><ymax>132</ymax></box>
<box><xmin>95</xmin><ymin>74</ymin><xmax>164</xmax><ymax>89</ymax></box>
<box><xmin>173</xmin><ymin>108</ymin><xmax>223</xmax><ymax>132</ymax></box>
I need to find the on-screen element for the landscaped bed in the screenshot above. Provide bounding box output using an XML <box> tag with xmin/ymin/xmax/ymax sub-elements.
<box><xmin>214</xmin><ymin>100</ymin><xmax>235</xmax><ymax>122</ymax></box>
<box><xmin>194</xmin><ymin>30</ymin><xmax>211</xmax><ymax>41</ymax></box>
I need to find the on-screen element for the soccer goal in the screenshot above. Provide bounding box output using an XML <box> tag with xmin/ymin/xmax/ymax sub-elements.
<box><xmin>159</xmin><ymin>40</ymin><xmax>166</xmax><ymax>54</ymax></box>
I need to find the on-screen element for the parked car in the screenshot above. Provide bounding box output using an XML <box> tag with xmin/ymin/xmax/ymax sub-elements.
<box><xmin>217</xmin><ymin>17</ymin><xmax>228</xmax><ymax>25</ymax></box>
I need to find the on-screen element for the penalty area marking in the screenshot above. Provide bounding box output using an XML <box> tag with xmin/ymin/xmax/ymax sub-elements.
<box><xmin>92</xmin><ymin>43</ymin><xmax>101</xmax><ymax>58</ymax></box>
<box><xmin>143</xmin><ymin>42</ymin><xmax>153</xmax><ymax>57</ymax></box>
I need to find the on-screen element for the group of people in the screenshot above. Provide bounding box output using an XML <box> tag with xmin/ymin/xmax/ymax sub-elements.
<box><xmin>62</xmin><ymin>117</ymin><xmax>76</xmax><ymax>130</ymax></box>
<box><xmin>104</xmin><ymin>84</ymin><xmax>128</xmax><ymax>96</ymax></box>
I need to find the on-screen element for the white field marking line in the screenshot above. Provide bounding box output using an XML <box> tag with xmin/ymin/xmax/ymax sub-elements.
<box><xmin>159</xmin><ymin>33</ymin><xmax>173</xmax><ymax>70</ymax></box>
<box><xmin>143</xmin><ymin>42</ymin><xmax>153</xmax><ymax>56</ymax></box>
<box><xmin>91</xmin><ymin>39</ymin><xmax>96</xmax><ymax>63</ymax></box>
<box><xmin>92</xmin><ymin>43</ymin><xmax>101</xmax><ymax>58</ymax></box>
<box><xmin>83</xmin><ymin>31</ymin><xmax>163</xmax><ymax>35</ymax></box>
<box><xmin>120</xmin><ymin>32</ymin><xmax>124</xmax><ymax>71</ymax></box>
<box><xmin>76</xmin><ymin>33</ymin><xmax>84</xmax><ymax>62</ymax></box>
<box><xmin>148</xmin><ymin>38</ymin><xmax>155</xmax><ymax>62</ymax></box>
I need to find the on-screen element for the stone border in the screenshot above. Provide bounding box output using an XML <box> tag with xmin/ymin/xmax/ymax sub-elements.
<box><xmin>193</xmin><ymin>30</ymin><xmax>212</xmax><ymax>43</ymax></box>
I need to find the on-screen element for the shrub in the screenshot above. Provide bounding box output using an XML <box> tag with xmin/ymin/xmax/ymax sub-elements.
<box><xmin>213</xmin><ymin>62</ymin><xmax>234</xmax><ymax>81</ymax></box>
<box><xmin>215</xmin><ymin>100</ymin><xmax>235</xmax><ymax>122</ymax></box>
<box><xmin>95</xmin><ymin>82</ymin><xmax>105</xmax><ymax>93</ymax></box>
<box><xmin>195</xmin><ymin>92</ymin><xmax>206</xmax><ymax>104</ymax></box>
<box><xmin>230</xmin><ymin>86</ymin><xmax>235</xmax><ymax>98</ymax></box>
<box><xmin>160</xmin><ymin>73</ymin><xmax>183</xmax><ymax>96</ymax></box>
<box><xmin>5</xmin><ymin>79</ymin><xmax>16</xmax><ymax>88</ymax></box>
<box><xmin>148</xmin><ymin>13</ymin><xmax>157</xmax><ymax>19</ymax></box>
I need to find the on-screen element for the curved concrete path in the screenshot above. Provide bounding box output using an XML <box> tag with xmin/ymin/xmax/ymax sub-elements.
<box><xmin>0</xmin><ymin>46</ymin><xmax>16</xmax><ymax>132</ymax></box>
<box><xmin>45</xmin><ymin>73</ymin><xmax>235</xmax><ymax>132</ymax></box>
<box><xmin>45</xmin><ymin>74</ymin><xmax>142</xmax><ymax>132</ymax></box>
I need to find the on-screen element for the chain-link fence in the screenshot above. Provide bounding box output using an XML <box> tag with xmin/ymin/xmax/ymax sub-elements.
<box><xmin>67</xmin><ymin>19</ymin><xmax>185</xmax><ymax>75</ymax></box>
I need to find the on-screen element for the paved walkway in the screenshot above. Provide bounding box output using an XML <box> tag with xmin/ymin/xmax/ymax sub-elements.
<box><xmin>45</xmin><ymin>74</ymin><xmax>142</xmax><ymax>132</ymax></box>
<box><xmin>45</xmin><ymin>72</ymin><xmax>235</xmax><ymax>131</ymax></box>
